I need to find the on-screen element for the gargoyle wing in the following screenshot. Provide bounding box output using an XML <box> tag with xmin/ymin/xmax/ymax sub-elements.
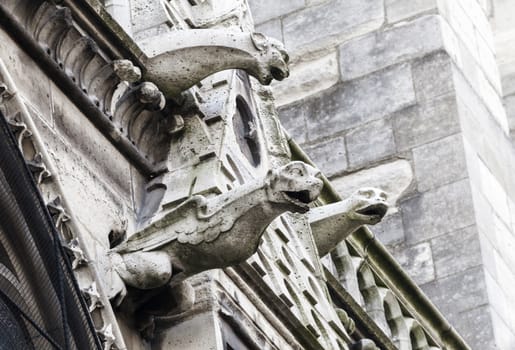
<box><xmin>114</xmin><ymin>196</ymin><xmax>209</xmax><ymax>253</ymax></box>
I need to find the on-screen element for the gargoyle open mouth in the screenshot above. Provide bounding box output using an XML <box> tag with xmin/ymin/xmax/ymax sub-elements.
<box><xmin>282</xmin><ymin>190</ymin><xmax>315</xmax><ymax>211</ymax></box>
<box><xmin>356</xmin><ymin>203</ymin><xmax>388</xmax><ymax>219</ymax></box>
<box><xmin>271</xmin><ymin>66</ymin><xmax>289</xmax><ymax>81</ymax></box>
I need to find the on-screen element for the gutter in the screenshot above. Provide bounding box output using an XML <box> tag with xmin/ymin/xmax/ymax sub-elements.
<box><xmin>286</xmin><ymin>135</ymin><xmax>471</xmax><ymax>350</ymax></box>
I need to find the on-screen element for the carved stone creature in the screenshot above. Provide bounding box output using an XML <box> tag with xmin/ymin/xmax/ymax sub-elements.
<box><xmin>142</xmin><ymin>30</ymin><xmax>289</xmax><ymax>98</ymax></box>
<box><xmin>308</xmin><ymin>188</ymin><xmax>388</xmax><ymax>257</ymax></box>
<box><xmin>109</xmin><ymin>161</ymin><xmax>322</xmax><ymax>295</ymax></box>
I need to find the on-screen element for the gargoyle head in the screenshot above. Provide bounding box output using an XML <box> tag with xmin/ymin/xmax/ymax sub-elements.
<box><xmin>347</xmin><ymin>188</ymin><xmax>389</xmax><ymax>225</ymax></box>
<box><xmin>251</xmin><ymin>33</ymin><xmax>290</xmax><ymax>85</ymax></box>
<box><xmin>266</xmin><ymin>161</ymin><xmax>323</xmax><ymax>213</ymax></box>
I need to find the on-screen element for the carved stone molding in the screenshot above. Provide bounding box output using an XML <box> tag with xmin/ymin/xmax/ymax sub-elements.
<box><xmin>0</xmin><ymin>59</ymin><xmax>126</xmax><ymax>350</ymax></box>
<box><xmin>1</xmin><ymin>0</ymin><xmax>170</xmax><ymax>177</ymax></box>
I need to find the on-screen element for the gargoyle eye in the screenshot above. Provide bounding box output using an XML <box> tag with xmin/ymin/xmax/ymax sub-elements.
<box><xmin>291</xmin><ymin>168</ymin><xmax>303</xmax><ymax>177</ymax></box>
<box><xmin>361</xmin><ymin>190</ymin><xmax>374</xmax><ymax>198</ymax></box>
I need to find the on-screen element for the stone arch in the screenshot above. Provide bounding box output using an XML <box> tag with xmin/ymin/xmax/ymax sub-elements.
<box><xmin>331</xmin><ymin>243</ymin><xmax>363</xmax><ymax>303</ymax></box>
<box><xmin>357</xmin><ymin>262</ymin><xmax>389</xmax><ymax>335</ymax></box>
<box><xmin>405</xmin><ymin>318</ymin><xmax>435</xmax><ymax>350</ymax></box>
<box><xmin>382</xmin><ymin>290</ymin><xmax>411</xmax><ymax>349</ymax></box>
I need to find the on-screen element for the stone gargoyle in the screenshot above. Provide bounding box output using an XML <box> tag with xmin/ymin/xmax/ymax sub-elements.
<box><xmin>108</xmin><ymin>161</ymin><xmax>322</xmax><ymax>301</ymax></box>
<box><xmin>308</xmin><ymin>188</ymin><xmax>389</xmax><ymax>256</ymax></box>
<box><xmin>142</xmin><ymin>30</ymin><xmax>289</xmax><ymax>98</ymax></box>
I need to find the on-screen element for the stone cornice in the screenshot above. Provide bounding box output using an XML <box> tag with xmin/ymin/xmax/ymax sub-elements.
<box><xmin>0</xmin><ymin>0</ymin><xmax>169</xmax><ymax>177</ymax></box>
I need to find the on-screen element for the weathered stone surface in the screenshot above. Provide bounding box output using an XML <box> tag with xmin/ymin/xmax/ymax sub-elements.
<box><xmin>255</xmin><ymin>18</ymin><xmax>283</xmax><ymax>42</ymax></box>
<box><xmin>412</xmin><ymin>52</ymin><xmax>454</xmax><ymax>101</ymax></box>
<box><xmin>248</xmin><ymin>0</ymin><xmax>305</xmax><ymax>24</ymax></box>
<box><xmin>476</xmin><ymin>33</ymin><xmax>502</xmax><ymax>94</ymax></box>
<box><xmin>401</xmin><ymin>179</ymin><xmax>475</xmax><ymax>243</ymax></box>
<box><xmin>477</xmin><ymin>157</ymin><xmax>511</xmax><ymax>225</ymax></box>
<box><xmin>438</xmin><ymin>0</ymin><xmax>477</xmax><ymax>62</ymax></box>
<box><xmin>456</xmin><ymin>72</ymin><xmax>515</xmax><ymax>200</ymax></box>
<box><xmin>278</xmin><ymin>101</ymin><xmax>310</xmax><ymax>143</ymax></box>
<box><xmin>331</xmin><ymin>159</ymin><xmax>413</xmax><ymax>210</ymax></box>
<box><xmin>492</xmin><ymin>0</ymin><xmax>515</xmax><ymax>94</ymax></box>
<box><xmin>385</xmin><ymin>0</ymin><xmax>437</xmax><ymax>23</ymax></box>
<box><xmin>105</xmin><ymin>0</ymin><xmax>132</xmax><ymax>34</ymax></box>
<box><xmin>282</xmin><ymin>0</ymin><xmax>384</xmax><ymax>53</ymax></box>
<box><xmin>339</xmin><ymin>15</ymin><xmax>443</xmax><ymax>81</ymax></box>
<box><xmin>420</xmin><ymin>266</ymin><xmax>488</xmax><ymax>320</ymax></box>
<box><xmin>373</xmin><ymin>212</ymin><xmax>405</xmax><ymax>246</ymax></box>
<box><xmin>452</xmin><ymin>44</ymin><xmax>509</xmax><ymax>134</ymax></box>
<box><xmin>490</xmin><ymin>306</ymin><xmax>515</xmax><ymax>350</ymax></box>
<box><xmin>272</xmin><ymin>52</ymin><xmax>339</xmax><ymax>107</ymax></box>
<box><xmin>154</xmin><ymin>312</ymin><xmax>220</xmax><ymax>349</ymax></box>
<box><xmin>391</xmin><ymin>242</ymin><xmax>435</xmax><ymax>285</ymax></box>
<box><xmin>346</xmin><ymin>118</ymin><xmax>396</xmax><ymax>168</ymax></box>
<box><xmin>394</xmin><ymin>94</ymin><xmax>460</xmax><ymax>151</ymax></box>
<box><xmin>43</xmin><ymin>129</ymin><xmax>133</xmax><ymax>247</ymax></box>
<box><xmin>505</xmin><ymin>93</ymin><xmax>515</xmax><ymax>132</ymax></box>
<box><xmin>50</xmin><ymin>83</ymin><xmax>134</xmax><ymax>197</ymax></box>
<box><xmin>483</xmin><ymin>269</ymin><xmax>515</xmax><ymax>340</ymax></box>
<box><xmin>460</xmin><ymin>0</ymin><xmax>494</xmax><ymax>49</ymax></box>
<box><xmin>431</xmin><ymin>225</ymin><xmax>481</xmax><ymax>278</ymax></box>
<box><xmin>0</xmin><ymin>30</ymin><xmax>53</xmax><ymax>124</ymax></box>
<box><xmin>453</xmin><ymin>306</ymin><xmax>496</xmax><ymax>350</ymax></box>
<box><xmin>413</xmin><ymin>133</ymin><xmax>467</xmax><ymax>192</ymax></box>
<box><xmin>306</xmin><ymin>63</ymin><xmax>416</xmax><ymax>141</ymax></box>
<box><xmin>490</xmin><ymin>248</ymin><xmax>515</xmax><ymax>307</ymax></box>
<box><xmin>303</xmin><ymin>136</ymin><xmax>347</xmax><ymax>177</ymax></box>
<box><xmin>492</xmin><ymin>212</ymin><xmax>515</xmax><ymax>276</ymax></box>
<box><xmin>502</xmin><ymin>73</ymin><xmax>515</xmax><ymax>97</ymax></box>
<box><xmin>476</xmin><ymin>224</ymin><xmax>499</xmax><ymax>279</ymax></box>
<box><xmin>131</xmin><ymin>0</ymin><xmax>169</xmax><ymax>34</ymax></box>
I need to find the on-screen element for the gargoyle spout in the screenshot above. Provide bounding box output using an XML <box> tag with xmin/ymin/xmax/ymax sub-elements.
<box><xmin>141</xmin><ymin>30</ymin><xmax>289</xmax><ymax>98</ymax></box>
<box><xmin>308</xmin><ymin>188</ymin><xmax>389</xmax><ymax>257</ymax></box>
<box><xmin>107</xmin><ymin>161</ymin><xmax>322</xmax><ymax>301</ymax></box>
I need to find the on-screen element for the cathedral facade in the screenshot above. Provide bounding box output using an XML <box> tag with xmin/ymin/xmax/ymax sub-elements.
<box><xmin>0</xmin><ymin>0</ymin><xmax>482</xmax><ymax>349</ymax></box>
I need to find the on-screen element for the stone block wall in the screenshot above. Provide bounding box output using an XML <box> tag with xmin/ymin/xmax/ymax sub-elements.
<box><xmin>249</xmin><ymin>0</ymin><xmax>515</xmax><ymax>348</ymax></box>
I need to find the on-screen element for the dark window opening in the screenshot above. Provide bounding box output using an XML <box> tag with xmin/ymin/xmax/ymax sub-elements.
<box><xmin>232</xmin><ymin>96</ymin><xmax>261</xmax><ymax>167</ymax></box>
